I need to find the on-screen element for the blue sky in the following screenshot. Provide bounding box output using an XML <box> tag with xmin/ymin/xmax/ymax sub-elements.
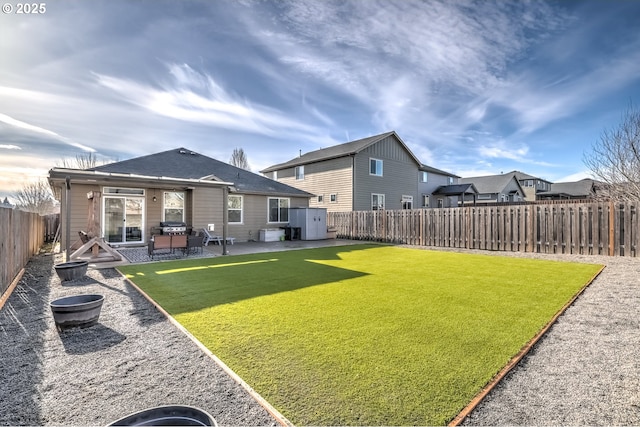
<box><xmin>2</xmin><ymin>0</ymin><xmax>640</xmax><ymax>201</ymax></box>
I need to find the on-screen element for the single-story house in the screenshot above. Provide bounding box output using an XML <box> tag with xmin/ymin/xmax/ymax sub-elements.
<box><xmin>459</xmin><ymin>174</ymin><xmax>525</xmax><ymax>204</ymax></box>
<box><xmin>48</xmin><ymin>148</ymin><xmax>313</xmax><ymax>250</ymax></box>
<box><xmin>537</xmin><ymin>178</ymin><xmax>599</xmax><ymax>200</ymax></box>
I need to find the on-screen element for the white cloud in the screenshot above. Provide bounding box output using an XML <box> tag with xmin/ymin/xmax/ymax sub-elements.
<box><xmin>94</xmin><ymin>64</ymin><xmax>326</xmax><ymax>139</ymax></box>
<box><xmin>0</xmin><ymin>113</ymin><xmax>95</xmax><ymax>152</ymax></box>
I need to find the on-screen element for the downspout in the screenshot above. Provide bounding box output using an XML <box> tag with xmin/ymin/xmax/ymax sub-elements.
<box><xmin>222</xmin><ymin>186</ymin><xmax>229</xmax><ymax>255</ymax></box>
<box><xmin>351</xmin><ymin>154</ymin><xmax>356</xmax><ymax>211</ymax></box>
<box><xmin>65</xmin><ymin>176</ymin><xmax>71</xmax><ymax>262</ymax></box>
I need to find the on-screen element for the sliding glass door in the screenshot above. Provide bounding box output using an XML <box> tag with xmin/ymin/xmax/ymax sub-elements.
<box><xmin>103</xmin><ymin>188</ymin><xmax>145</xmax><ymax>244</ymax></box>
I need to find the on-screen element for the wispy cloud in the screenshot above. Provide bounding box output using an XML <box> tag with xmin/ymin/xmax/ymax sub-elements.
<box><xmin>94</xmin><ymin>63</ymin><xmax>328</xmax><ymax>139</ymax></box>
<box><xmin>0</xmin><ymin>113</ymin><xmax>95</xmax><ymax>152</ymax></box>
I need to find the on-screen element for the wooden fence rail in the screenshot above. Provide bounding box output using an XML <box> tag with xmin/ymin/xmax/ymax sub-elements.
<box><xmin>328</xmin><ymin>201</ymin><xmax>638</xmax><ymax>257</ymax></box>
<box><xmin>0</xmin><ymin>208</ymin><xmax>54</xmax><ymax>299</ymax></box>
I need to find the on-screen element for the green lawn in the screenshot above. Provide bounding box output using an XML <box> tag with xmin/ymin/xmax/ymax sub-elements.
<box><xmin>120</xmin><ymin>244</ymin><xmax>602</xmax><ymax>426</ymax></box>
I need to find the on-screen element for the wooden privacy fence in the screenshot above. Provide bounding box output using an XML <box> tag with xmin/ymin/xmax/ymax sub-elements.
<box><xmin>0</xmin><ymin>208</ymin><xmax>50</xmax><ymax>298</ymax></box>
<box><xmin>328</xmin><ymin>201</ymin><xmax>638</xmax><ymax>257</ymax></box>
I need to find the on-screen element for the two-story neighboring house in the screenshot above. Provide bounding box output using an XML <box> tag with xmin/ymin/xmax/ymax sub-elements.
<box><xmin>459</xmin><ymin>174</ymin><xmax>525</xmax><ymax>204</ymax></box>
<box><xmin>262</xmin><ymin>131</ymin><xmax>459</xmax><ymax>212</ymax></box>
<box><xmin>418</xmin><ymin>165</ymin><xmax>462</xmax><ymax>208</ymax></box>
<box><xmin>510</xmin><ymin>171</ymin><xmax>553</xmax><ymax>201</ymax></box>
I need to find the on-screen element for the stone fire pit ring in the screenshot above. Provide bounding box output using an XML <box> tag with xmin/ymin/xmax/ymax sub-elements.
<box><xmin>50</xmin><ymin>294</ymin><xmax>105</xmax><ymax>330</ymax></box>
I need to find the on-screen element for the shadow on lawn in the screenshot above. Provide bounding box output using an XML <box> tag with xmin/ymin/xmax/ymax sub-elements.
<box><xmin>125</xmin><ymin>244</ymin><xmax>374</xmax><ymax>315</ymax></box>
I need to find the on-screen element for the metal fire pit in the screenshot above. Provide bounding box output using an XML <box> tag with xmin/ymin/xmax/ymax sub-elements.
<box><xmin>50</xmin><ymin>294</ymin><xmax>104</xmax><ymax>330</ymax></box>
<box><xmin>108</xmin><ymin>405</ymin><xmax>217</xmax><ymax>426</ymax></box>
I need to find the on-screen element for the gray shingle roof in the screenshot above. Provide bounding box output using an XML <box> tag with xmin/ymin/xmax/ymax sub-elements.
<box><xmin>460</xmin><ymin>174</ymin><xmax>522</xmax><ymax>194</ymax></box>
<box><xmin>261</xmin><ymin>131</ymin><xmax>422</xmax><ymax>172</ymax></box>
<box><xmin>89</xmin><ymin>148</ymin><xmax>312</xmax><ymax>197</ymax></box>
<box><xmin>539</xmin><ymin>179</ymin><xmax>596</xmax><ymax>198</ymax></box>
<box><xmin>432</xmin><ymin>183</ymin><xmax>477</xmax><ymax>195</ymax></box>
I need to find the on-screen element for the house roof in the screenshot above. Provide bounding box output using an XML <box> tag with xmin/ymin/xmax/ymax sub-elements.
<box><xmin>85</xmin><ymin>148</ymin><xmax>312</xmax><ymax>197</ymax></box>
<box><xmin>539</xmin><ymin>179</ymin><xmax>597</xmax><ymax>198</ymax></box>
<box><xmin>260</xmin><ymin>131</ymin><xmax>422</xmax><ymax>172</ymax></box>
<box><xmin>432</xmin><ymin>183</ymin><xmax>478</xmax><ymax>196</ymax></box>
<box><xmin>420</xmin><ymin>164</ymin><xmax>460</xmax><ymax>178</ymax></box>
<box><xmin>509</xmin><ymin>170</ymin><xmax>552</xmax><ymax>183</ymax></box>
<box><xmin>459</xmin><ymin>174</ymin><xmax>524</xmax><ymax>195</ymax></box>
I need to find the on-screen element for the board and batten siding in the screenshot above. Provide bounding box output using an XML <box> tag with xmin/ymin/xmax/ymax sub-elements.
<box><xmin>276</xmin><ymin>156</ymin><xmax>354</xmax><ymax>212</ymax></box>
<box><xmin>353</xmin><ymin>135</ymin><xmax>420</xmax><ymax>211</ymax></box>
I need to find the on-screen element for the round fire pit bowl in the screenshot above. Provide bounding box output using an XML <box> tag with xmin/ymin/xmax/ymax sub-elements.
<box><xmin>108</xmin><ymin>405</ymin><xmax>217</xmax><ymax>426</ymax></box>
<box><xmin>54</xmin><ymin>260</ymin><xmax>89</xmax><ymax>282</ymax></box>
<box><xmin>50</xmin><ymin>294</ymin><xmax>104</xmax><ymax>330</ymax></box>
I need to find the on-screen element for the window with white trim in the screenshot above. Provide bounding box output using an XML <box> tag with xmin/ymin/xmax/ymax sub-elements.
<box><xmin>228</xmin><ymin>195</ymin><xmax>243</xmax><ymax>223</ymax></box>
<box><xmin>422</xmin><ymin>195</ymin><xmax>429</xmax><ymax>207</ymax></box>
<box><xmin>268</xmin><ymin>197</ymin><xmax>289</xmax><ymax>222</ymax></box>
<box><xmin>401</xmin><ymin>195</ymin><xmax>413</xmax><ymax>210</ymax></box>
<box><xmin>317</xmin><ymin>195</ymin><xmax>324</xmax><ymax>203</ymax></box>
<box><xmin>420</xmin><ymin>171</ymin><xmax>428</xmax><ymax>182</ymax></box>
<box><xmin>371</xmin><ymin>193</ymin><xmax>385</xmax><ymax>210</ymax></box>
<box><xmin>163</xmin><ymin>191</ymin><xmax>184</xmax><ymax>222</ymax></box>
<box><xmin>330</xmin><ymin>193</ymin><xmax>337</xmax><ymax>203</ymax></box>
<box><xmin>370</xmin><ymin>158</ymin><xmax>383</xmax><ymax>176</ymax></box>
<box><xmin>295</xmin><ymin>166</ymin><xmax>304</xmax><ymax>180</ymax></box>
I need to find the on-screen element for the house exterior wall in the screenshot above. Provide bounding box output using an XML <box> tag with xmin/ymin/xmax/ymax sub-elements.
<box><xmin>353</xmin><ymin>135</ymin><xmax>420</xmax><ymax>211</ymax></box>
<box><xmin>274</xmin><ymin>156</ymin><xmax>354</xmax><ymax>212</ymax></box>
<box><xmin>419</xmin><ymin>173</ymin><xmax>458</xmax><ymax>207</ymax></box>
<box><xmin>230</xmin><ymin>194</ymin><xmax>309</xmax><ymax>242</ymax></box>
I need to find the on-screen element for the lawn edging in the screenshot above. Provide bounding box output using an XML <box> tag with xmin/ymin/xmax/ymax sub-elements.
<box><xmin>448</xmin><ymin>264</ymin><xmax>606</xmax><ymax>426</ymax></box>
<box><xmin>118</xmin><ymin>268</ymin><xmax>294</xmax><ymax>427</ymax></box>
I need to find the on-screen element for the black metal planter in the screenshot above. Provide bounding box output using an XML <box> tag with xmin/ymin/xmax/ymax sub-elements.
<box><xmin>54</xmin><ymin>260</ymin><xmax>89</xmax><ymax>281</ymax></box>
<box><xmin>108</xmin><ymin>405</ymin><xmax>217</xmax><ymax>426</ymax></box>
<box><xmin>50</xmin><ymin>294</ymin><xmax>104</xmax><ymax>330</ymax></box>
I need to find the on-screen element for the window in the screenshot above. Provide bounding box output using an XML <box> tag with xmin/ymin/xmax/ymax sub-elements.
<box><xmin>295</xmin><ymin>165</ymin><xmax>304</xmax><ymax>180</ymax></box>
<box><xmin>330</xmin><ymin>194</ymin><xmax>337</xmax><ymax>203</ymax></box>
<box><xmin>163</xmin><ymin>191</ymin><xmax>184</xmax><ymax>222</ymax></box>
<box><xmin>268</xmin><ymin>197</ymin><xmax>289</xmax><ymax>222</ymax></box>
<box><xmin>524</xmin><ymin>180</ymin><xmax>534</xmax><ymax>187</ymax></box>
<box><xmin>477</xmin><ymin>194</ymin><xmax>491</xmax><ymax>199</ymax></box>
<box><xmin>370</xmin><ymin>158</ymin><xmax>383</xmax><ymax>176</ymax></box>
<box><xmin>371</xmin><ymin>193</ymin><xmax>385</xmax><ymax>210</ymax></box>
<box><xmin>273</xmin><ymin>170</ymin><xmax>278</xmax><ymax>180</ymax></box>
<box><xmin>448</xmin><ymin>177</ymin><xmax>454</xmax><ymax>185</ymax></box>
<box><xmin>317</xmin><ymin>195</ymin><xmax>324</xmax><ymax>203</ymax></box>
<box><xmin>228</xmin><ymin>195</ymin><xmax>243</xmax><ymax>223</ymax></box>
<box><xmin>420</xmin><ymin>172</ymin><xmax>428</xmax><ymax>182</ymax></box>
<box><xmin>422</xmin><ymin>195</ymin><xmax>429</xmax><ymax>207</ymax></box>
<box><xmin>402</xmin><ymin>195</ymin><xmax>413</xmax><ymax>210</ymax></box>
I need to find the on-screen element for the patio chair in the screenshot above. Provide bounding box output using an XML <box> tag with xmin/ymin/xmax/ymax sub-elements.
<box><xmin>187</xmin><ymin>234</ymin><xmax>206</xmax><ymax>254</ymax></box>
<box><xmin>200</xmin><ymin>228</ymin><xmax>235</xmax><ymax>246</ymax></box>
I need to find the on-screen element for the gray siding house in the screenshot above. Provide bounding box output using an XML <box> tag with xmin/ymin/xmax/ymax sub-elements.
<box><xmin>459</xmin><ymin>174</ymin><xmax>525</xmax><ymax>204</ymax></box>
<box><xmin>48</xmin><ymin>148</ymin><xmax>312</xmax><ymax>249</ymax></box>
<box><xmin>262</xmin><ymin>131</ymin><xmax>459</xmax><ymax>211</ymax></box>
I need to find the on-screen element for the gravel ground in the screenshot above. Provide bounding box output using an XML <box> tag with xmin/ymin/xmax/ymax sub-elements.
<box><xmin>0</xmin><ymin>252</ymin><xmax>279</xmax><ymax>426</ymax></box>
<box><xmin>424</xmin><ymin>248</ymin><xmax>640</xmax><ymax>426</ymax></box>
<box><xmin>1</xmin><ymin>247</ymin><xmax>639</xmax><ymax>426</ymax></box>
